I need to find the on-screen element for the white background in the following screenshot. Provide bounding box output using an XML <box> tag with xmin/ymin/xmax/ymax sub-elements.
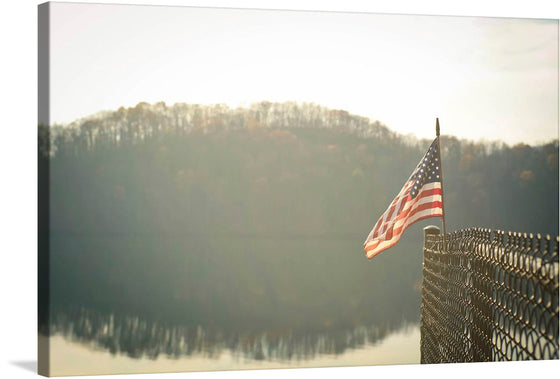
<box><xmin>0</xmin><ymin>1</ymin><xmax>558</xmax><ymax>379</ymax></box>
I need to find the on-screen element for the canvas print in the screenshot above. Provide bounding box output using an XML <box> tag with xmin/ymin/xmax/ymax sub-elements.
<box><xmin>38</xmin><ymin>2</ymin><xmax>559</xmax><ymax>377</ymax></box>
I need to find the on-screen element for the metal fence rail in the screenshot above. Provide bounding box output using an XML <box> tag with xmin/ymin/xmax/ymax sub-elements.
<box><xmin>421</xmin><ymin>226</ymin><xmax>559</xmax><ymax>363</ymax></box>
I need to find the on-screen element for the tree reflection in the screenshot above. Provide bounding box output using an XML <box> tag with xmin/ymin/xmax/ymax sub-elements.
<box><xmin>49</xmin><ymin>307</ymin><xmax>413</xmax><ymax>362</ymax></box>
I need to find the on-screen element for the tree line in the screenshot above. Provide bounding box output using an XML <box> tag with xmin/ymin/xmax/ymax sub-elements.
<box><xmin>40</xmin><ymin>101</ymin><xmax>395</xmax><ymax>157</ymax></box>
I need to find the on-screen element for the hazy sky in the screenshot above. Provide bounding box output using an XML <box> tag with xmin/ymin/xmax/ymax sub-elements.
<box><xmin>48</xmin><ymin>2</ymin><xmax>558</xmax><ymax>145</ymax></box>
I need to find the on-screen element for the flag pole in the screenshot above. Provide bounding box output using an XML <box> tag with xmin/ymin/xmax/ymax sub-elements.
<box><xmin>435</xmin><ymin>118</ymin><xmax>447</xmax><ymax>238</ymax></box>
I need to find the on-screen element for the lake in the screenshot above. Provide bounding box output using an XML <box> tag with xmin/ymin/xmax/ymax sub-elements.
<box><xmin>44</xmin><ymin>231</ymin><xmax>427</xmax><ymax>374</ymax></box>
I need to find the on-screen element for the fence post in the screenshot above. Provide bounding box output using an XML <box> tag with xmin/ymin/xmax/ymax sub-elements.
<box><xmin>424</xmin><ymin>225</ymin><xmax>441</xmax><ymax>236</ymax></box>
<box><xmin>423</xmin><ymin>226</ymin><xmax>441</xmax><ymax>248</ymax></box>
<box><xmin>421</xmin><ymin>225</ymin><xmax>441</xmax><ymax>363</ymax></box>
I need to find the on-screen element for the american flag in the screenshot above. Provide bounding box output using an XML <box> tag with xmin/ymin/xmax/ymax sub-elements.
<box><xmin>364</xmin><ymin>138</ymin><xmax>443</xmax><ymax>259</ymax></box>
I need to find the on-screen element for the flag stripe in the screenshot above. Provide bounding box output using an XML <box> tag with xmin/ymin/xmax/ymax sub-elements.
<box><xmin>383</xmin><ymin>194</ymin><xmax>409</xmax><ymax>237</ymax></box>
<box><xmin>364</xmin><ymin>208</ymin><xmax>443</xmax><ymax>255</ymax></box>
<box><xmin>374</xmin><ymin>181</ymin><xmax>414</xmax><ymax>236</ymax></box>
<box><xmin>378</xmin><ymin>189</ymin><xmax>407</xmax><ymax>235</ymax></box>
<box><xmin>375</xmin><ymin>184</ymin><xmax>440</xmax><ymax>238</ymax></box>
<box><xmin>364</xmin><ymin>207</ymin><xmax>442</xmax><ymax>256</ymax></box>
<box><xmin>366</xmin><ymin>195</ymin><xmax>441</xmax><ymax>250</ymax></box>
<box><xmin>397</xmin><ymin>199</ymin><xmax>442</xmax><ymax>225</ymax></box>
<box><xmin>365</xmin><ymin>204</ymin><xmax>443</xmax><ymax>254</ymax></box>
<box><xmin>365</xmin><ymin>213</ymin><xmax>443</xmax><ymax>258</ymax></box>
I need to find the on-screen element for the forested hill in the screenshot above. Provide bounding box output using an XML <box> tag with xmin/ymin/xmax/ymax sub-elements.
<box><xmin>40</xmin><ymin>101</ymin><xmax>559</xmax><ymax>236</ymax></box>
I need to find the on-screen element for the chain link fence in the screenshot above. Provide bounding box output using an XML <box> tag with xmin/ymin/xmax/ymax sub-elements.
<box><xmin>421</xmin><ymin>226</ymin><xmax>559</xmax><ymax>363</ymax></box>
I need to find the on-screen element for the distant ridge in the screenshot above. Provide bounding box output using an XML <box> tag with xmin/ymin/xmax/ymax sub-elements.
<box><xmin>45</xmin><ymin>101</ymin><xmax>395</xmax><ymax>154</ymax></box>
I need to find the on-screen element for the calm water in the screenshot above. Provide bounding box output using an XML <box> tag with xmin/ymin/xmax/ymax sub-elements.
<box><xmin>46</xmin><ymin>232</ymin><xmax>426</xmax><ymax>374</ymax></box>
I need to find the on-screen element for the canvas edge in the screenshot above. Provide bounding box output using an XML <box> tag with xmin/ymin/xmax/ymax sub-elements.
<box><xmin>38</xmin><ymin>1</ymin><xmax>51</xmax><ymax>377</ymax></box>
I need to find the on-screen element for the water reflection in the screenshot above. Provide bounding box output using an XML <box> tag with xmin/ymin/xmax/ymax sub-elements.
<box><xmin>45</xmin><ymin>233</ymin><xmax>424</xmax><ymax>363</ymax></box>
<box><xmin>48</xmin><ymin>307</ymin><xmax>416</xmax><ymax>362</ymax></box>
<box><xmin>44</xmin><ymin>232</ymin><xmax>425</xmax><ymax>368</ymax></box>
